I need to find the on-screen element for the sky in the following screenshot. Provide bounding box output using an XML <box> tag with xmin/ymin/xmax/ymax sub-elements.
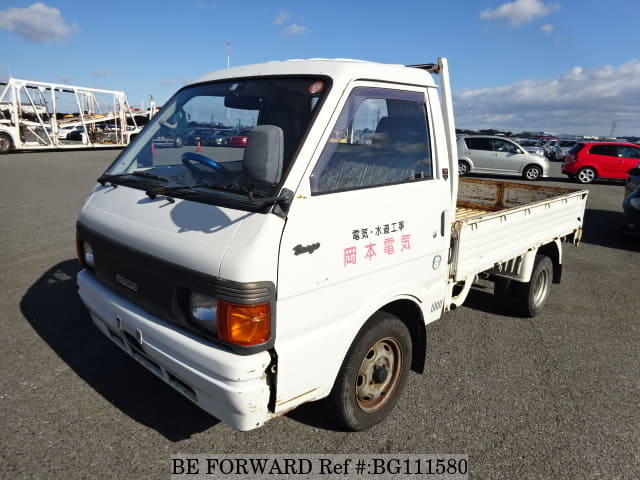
<box><xmin>0</xmin><ymin>0</ymin><xmax>638</xmax><ymax>137</ymax></box>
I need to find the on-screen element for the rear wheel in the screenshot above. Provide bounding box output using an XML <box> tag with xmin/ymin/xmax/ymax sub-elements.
<box><xmin>513</xmin><ymin>255</ymin><xmax>553</xmax><ymax>317</ymax></box>
<box><xmin>458</xmin><ymin>160</ymin><xmax>470</xmax><ymax>177</ymax></box>
<box><xmin>0</xmin><ymin>133</ymin><xmax>13</xmax><ymax>153</ymax></box>
<box><xmin>523</xmin><ymin>165</ymin><xmax>542</xmax><ymax>181</ymax></box>
<box><xmin>576</xmin><ymin>167</ymin><xmax>596</xmax><ymax>184</ymax></box>
<box><xmin>328</xmin><ymin>311</ymin><xmax>412</xmax><ymax>431</ymax></box>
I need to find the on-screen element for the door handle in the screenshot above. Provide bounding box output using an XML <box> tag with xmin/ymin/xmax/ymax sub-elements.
<box><xmin>441</xmin><ymin>210</ymin><xmax>446</xmax><ymax>237</ymax></box>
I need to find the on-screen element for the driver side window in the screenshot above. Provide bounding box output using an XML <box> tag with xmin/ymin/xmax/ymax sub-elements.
<box><xmin>310</xmin><ymin>87</ymin><xmax>432</xmax><ymax>194</ymax></box>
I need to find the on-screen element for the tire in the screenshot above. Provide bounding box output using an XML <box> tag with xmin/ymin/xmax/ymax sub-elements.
<box><xmin>328</xmin><ymin>311</ymin><xmax>412</xmax><ymax>431</ymax></box>
<box><xmin>513</xmin><ymin>255</ymin><xmax>553</xmax><ymax>317</ymax></box>
<box><xmin>0</xmin><ymin>132</ymin><xmax>13</xmax><ymax>153</ymax></box>
<box><xmin>174</xmin><ymin>135</ymin><xmax>184</xmax><ymax>148</ymax></box>
<box><xmin>576</xmin><ymin>167</ymin><xmax>596</xmax><ymax>184</ymax></box>
<box><xmin>458</xmin><ymin>160</ymin><xmax>470</xmax><ymax>177</ymax></box>
<box><xmin>523</xmin><ymin>165</ymin><xmax>542</xmax><ymax>181</ymax></box>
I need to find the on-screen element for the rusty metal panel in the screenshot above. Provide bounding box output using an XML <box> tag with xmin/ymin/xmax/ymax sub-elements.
<box><xmin>457</xmin><ymin>177</ymin><xmax>584</xmax><ymax>213</ymax></box>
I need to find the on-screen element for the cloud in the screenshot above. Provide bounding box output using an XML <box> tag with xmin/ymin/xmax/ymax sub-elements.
<box><xmin>541</xmin><ymin>23</ymin><xmax>553</xmax><ymax>34</ymax></box>
<box><xmin>480</xmin><ymin>0</ymin><xmax>559</xmax><ymax>27</ymax></box>
<box><xmin>453</xmin><ymin>60</ymin><xmax>640</xmax><ymax>135</ymax></box>
<box><xmin>0</xmin><ymin>3</ymin><xmax>78</xmax><ymax>43</ymax></box>
<box><xmin>161</xmin><ymin>79</ymin><xmax>178</xmax><ymax>86</ymax></box>
<box><xmin>273</xmin><ymin>10</ymin><xmax>290</xmax><ymax>25</ymax></box>
<box><xmin>92</xmin><ymin>70</ymin><xmax>110</xmax><ymax>77</ymax></box>
<box><xmin>282</xmin><ymin>23</ymin><xmax>310</xmax><ymax>36</ymax></box>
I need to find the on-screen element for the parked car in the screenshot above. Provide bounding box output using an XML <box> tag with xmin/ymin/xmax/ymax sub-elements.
<box><xmin>66</xmin><ymin>127</ymin><xmax>86</xmax><ymax>141</ymax></box>
<box><xmin>457</xmin><ymin>135</ymin><xmax>549</xmax><ymax>180</ymax></box>
<box><xmin>562</xmin><ymin>142</ymin><xmax>640</xmax><ymax>184</ymax></box>
<box><xmin>621</xmin><ymin>165</ymin><xmax>640</xmax><ymax>237</ymax></box>
<box><xmin>229</xmin><ymin>134</ymin><xmax>249</xmax><ymax>147</ymax></box>
<box><xmin>57</xmin><ymin>125</ymin><xmax>77</xmax><ymax>139</ymax></box>
<box><xmin>185</xmin><ymin>128</ymin><xmax>217</xmax><ymax>146</ymax></box>
<box><xmin>543</xmin><ymin>139</ymin><xmax>558</xmax><ymax>159</ymax></box>
<box><xmin>551</xmin><ymin>140</ymin><xmax>577</xmax><ymax>162</ymax></box>
<box><xmin>205</xmin><ymin>130</ymin><xmax>234</xmax><ymax>146</ymax></box>
<box><xmin>516</xmin><ymin>139</ymin><xmax>545</xmax><ymax>157</ymax></box>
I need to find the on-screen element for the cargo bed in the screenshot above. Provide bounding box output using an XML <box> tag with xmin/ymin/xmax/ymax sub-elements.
<box><xmin>451</xmin><ymin>178</ymin><xmax>588</xmax><ymax>282</ymax></box>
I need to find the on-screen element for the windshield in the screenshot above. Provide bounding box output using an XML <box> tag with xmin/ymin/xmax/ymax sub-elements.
<box><xmin>105</xmin><ymin>76</ymin><xmax>329</xmax><ymax>209</ymax></box>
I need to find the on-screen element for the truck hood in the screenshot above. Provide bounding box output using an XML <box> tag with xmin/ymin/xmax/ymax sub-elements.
<box><xmin>79</xmin><ymin>184</ymin><xmax>249</xmax><ymax>277</ymax></box>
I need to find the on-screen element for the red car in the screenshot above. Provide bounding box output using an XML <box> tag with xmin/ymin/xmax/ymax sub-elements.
<box><xmin>562</xmin><ymin>142</ymin><xmax>640</xmax><ymax>184</ymax></box>
<box><xmin>229</xmin><ymin>135</ymin><xmax>249</xmax><ymax>147</ymax></box>
<box><xmin>228</xmin><ymin>134</ymin><xmax>249</xmax><ymax>147</ymax></box>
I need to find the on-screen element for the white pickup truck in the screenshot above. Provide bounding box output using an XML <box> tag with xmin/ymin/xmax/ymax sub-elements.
<box><xmin>76</xmin><ymin>58</ymin><xmax>587</xmax><ymax>431</ymax></box>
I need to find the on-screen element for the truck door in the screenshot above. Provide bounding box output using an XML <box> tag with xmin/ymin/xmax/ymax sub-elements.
<box><xmin>273</xmin><ymin>85</ymin><xmax>452</xmax><ymax>412</ymax></box>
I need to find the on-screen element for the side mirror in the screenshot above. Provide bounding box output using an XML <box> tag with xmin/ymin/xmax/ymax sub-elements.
<box><xmin>243</xmin><ymin>125</ymin><xmax>284</xmax><ymax>184</ymax></box>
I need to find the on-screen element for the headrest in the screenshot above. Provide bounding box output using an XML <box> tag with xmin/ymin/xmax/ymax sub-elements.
<box><xmin>373</xmin><ymin>116</ymin><xmax>422</xmax><ymax>146</ymax></box>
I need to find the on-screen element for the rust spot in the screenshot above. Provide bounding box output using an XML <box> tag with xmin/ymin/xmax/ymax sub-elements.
<box><xmin>276</xmin><ymin>387</ymin><xmax>319</xmax><ymax>407</ymax></box>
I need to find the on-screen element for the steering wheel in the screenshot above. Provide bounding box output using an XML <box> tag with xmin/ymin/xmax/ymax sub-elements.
<box><xmin>181</xmin><ymin>152</ymin><xmax>232</xmax><ymax>180</ymax></box>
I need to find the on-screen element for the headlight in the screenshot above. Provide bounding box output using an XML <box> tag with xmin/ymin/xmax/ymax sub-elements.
<box><xmin>189</xmin><ymin>292</ymin><xmax>271</xmax><ymax>346</ymax></box>
<box><xmin>190</xmin><ymin>292</ymin><xmax>218</xmax><ymax>333</ymax></box>
<box><xmin>630</xmin><ymin>198</ymin><xmax>640</xmax><ymax>210</ymax></box>
<box><xmin>76</xmin><ymin>239</ymin><xmax>95</xmax><ymax>268</ymax></box>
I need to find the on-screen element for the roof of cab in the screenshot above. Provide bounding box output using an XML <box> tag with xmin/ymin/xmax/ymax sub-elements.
<box><xmin>191</xmin><ymin>58</ymin><xmax>437</xmax><ymax>89</ymax></box>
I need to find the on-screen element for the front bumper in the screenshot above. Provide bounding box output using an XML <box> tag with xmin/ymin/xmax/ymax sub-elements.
<box><xmin>77</xmin><ymin>269</ymin><xmax>273</xmax><ymax>431</ymax></box>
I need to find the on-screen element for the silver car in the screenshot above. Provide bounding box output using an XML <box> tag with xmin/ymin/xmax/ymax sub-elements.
<box><xmin>517</xmin><ymin>139</ymin><xmax>545</xmax><ymax>157</ymax></box>
<box><xmin>457</xmin><ymin>135</ymin><xmax>550</xmax><ymax>180</ymax></box>
<box><xmin>551</xmin><ymin>140</ymin><xmax>578</xmax><ymax>162</ymax></box>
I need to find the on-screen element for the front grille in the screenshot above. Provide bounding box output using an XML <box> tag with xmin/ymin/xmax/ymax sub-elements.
<box><xmin>76</xmin><ymin>222</ymin><xmax>276</xmax><ymax>354</ymax></box>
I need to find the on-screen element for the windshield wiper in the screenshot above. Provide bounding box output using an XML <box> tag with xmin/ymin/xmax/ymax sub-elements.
<box><xmin>98</xmin><ymin>171</ymin><xmax>170</xmax><ymax>186</ymax></box>
<box><xmin>144</xmin><ymin>182</ymin><xmax>248</xmax><ymax>200</ymax></box>
<box><xmin>144</xmin><ymin>182</ymin><xmax>293</xmax><ymax>214</ymax></box>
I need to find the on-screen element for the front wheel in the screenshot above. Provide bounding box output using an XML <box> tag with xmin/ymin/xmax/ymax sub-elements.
<box><xmin>513</xmin><ymin>255</ymin><xmax>553</xmax><ymax>317</ymax></box>
<box><xmin>458</xmin><ymin>160</ymin><xmax>470</xmax><ymax>177</ymax></box>
<box><xmin>523</xmin><ymin>165</ymin><xmax>542</xmax><ymax>181</ymax></box>
<box><xmin>328</xmin><ymin>312</ymin><xmax>412</xmax><ymax>431</ymax></box>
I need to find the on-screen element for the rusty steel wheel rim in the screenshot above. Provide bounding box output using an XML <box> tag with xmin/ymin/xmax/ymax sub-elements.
<box><xmin>355</xmin><ymin>337</ymin><xmax>403</xmax><ymax>413</ymax></box>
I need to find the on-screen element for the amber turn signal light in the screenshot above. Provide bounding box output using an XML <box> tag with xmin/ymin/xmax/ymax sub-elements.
<box><xmin>217</xmin><ymin>301</ymin><xmax>270</xmax><ymax>346</ymax></box>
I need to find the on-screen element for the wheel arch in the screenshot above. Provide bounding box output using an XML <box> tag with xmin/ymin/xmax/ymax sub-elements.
<box><xmin>578</xmin><ymin>165</ymin><xmax>599</xmax><ymax>180</ymax></box>
<box><xmin>0</xmin><ymin>129</ymin><xmax>16</xmax><ymax>153</ymax></box>
<box><xmin>379</xmin><ymin>299</ymin><xmax>426</xmax><ymax>374</ymax></box>
<box><xmin>458</xmin><ymin>156</ymin><xmax>473</xmax><ymax>169</ymax></box>
<box><xmin>538</xmin><ymin>240</ymin><xmax>562</xmax><ymax>284</ymax></box>
<box><xmin>523</xmin><ymin>162</ymin><xmax>543</xmax><ymax>173</ymax></box>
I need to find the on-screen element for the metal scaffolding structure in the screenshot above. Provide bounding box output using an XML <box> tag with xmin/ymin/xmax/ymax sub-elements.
<box><xmin>0</xmin><ymin>77</ymin><xmax>155</xmax><ymax>152</ymax></box>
